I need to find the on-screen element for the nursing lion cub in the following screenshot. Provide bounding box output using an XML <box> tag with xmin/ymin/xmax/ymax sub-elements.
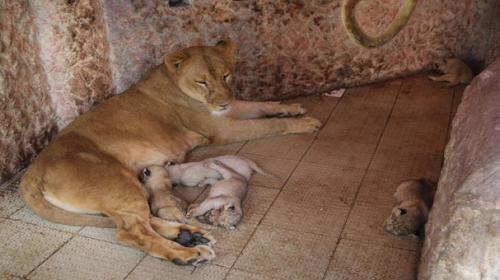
<box><xmin>19</xmin><ymin>41</ymin><xmax>321</xmax><ymax>266</ymax></box>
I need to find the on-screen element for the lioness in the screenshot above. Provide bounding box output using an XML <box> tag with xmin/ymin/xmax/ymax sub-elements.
<box><xmin>19</xmin><ymin>40</ymin><xmax>321</xmax><ymax>265</ymax></box>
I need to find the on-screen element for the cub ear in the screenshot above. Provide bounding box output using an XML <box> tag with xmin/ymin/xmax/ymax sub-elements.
<box><xmin>139</xmin><ymin>168</ymin><xmax>151</xmax><ymax>184</ymax></box>
<box><xmin>164</xmin><ymin>50</ymin><xmax>189</xmax><ymax>73</ymax></box>
<box><xmin>397</xmin><ymin>208</ymin><xmax>407</xmax><ymax>216</ymax></box>
<box><xmin>225</xmin><ymin>204</ymin><xmax>236</xmax><ymax>211</ymax></box>
<box><xmin>215</xmin><ymin>39</ymin><xmax>236</xmax><ymax>64</ymax></box>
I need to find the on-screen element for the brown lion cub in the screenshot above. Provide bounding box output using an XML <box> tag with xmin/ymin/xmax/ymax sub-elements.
<box><xmin>139</xmin><ymin>165</ymin><xmax>188</xmax><ymax>223</ymax></box>
<box><xmin>429</xmin><ymin>58</ymin><xmax>472</xmax><ymax>86</ymax></box>
<box><xmin>383</xmin><ymin>179</ymin><xmax>437</xmax><ymax>238</ymax></box>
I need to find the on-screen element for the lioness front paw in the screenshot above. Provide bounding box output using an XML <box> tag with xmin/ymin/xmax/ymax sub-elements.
<box><xmin>270</xmin><ymin>103</ymin><xmax>307</xmax><ymax>117</ymax></box>
<box><xmin>287</xmin><ymin>103</ymin><xmax>307</xmax><ymax>115</ymax></box>
<box><xmin>290</xmin><ymin>116</ymin><xmax>322</xmax><ymax>134</ymax></box>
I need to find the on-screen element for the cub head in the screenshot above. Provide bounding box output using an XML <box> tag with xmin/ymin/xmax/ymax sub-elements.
<box><xmin>164</xmin><ymin>40</ymin><xmax>236</xmax><ymax>114</ymax></box>
<box><xmin>383</xmin><ymin>201</ymin><xmax>427</xmax><ymax>237</ymax></box>
<box><xmin>201</xmin><ymin>203</ymin><xmax>242</xmax><ymax>230</ymax></box>
<box><xmin>431</xmin><ymin>58</ymin><xmax>448</xmax><ymax>72</ymax></box>
<box><xmin>139</xmin><ymin>165</ymin><xmax>170</xmax><ymax>187</ymax></box>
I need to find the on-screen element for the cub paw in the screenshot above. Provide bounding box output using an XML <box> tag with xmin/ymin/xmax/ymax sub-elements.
<box><xmin>157</xmin><ymin>206</ymin><xmax>187</xmax><ymax>223</ymax></box>
<box><xmin>428</xmin><ymin>75</ymin><xmax>440</xmax><ymax>81</ymax></box>
<box><xmin>186</xmin><ymin>203</ymin><xmax>200</xmax><ymax>218</ymax></box>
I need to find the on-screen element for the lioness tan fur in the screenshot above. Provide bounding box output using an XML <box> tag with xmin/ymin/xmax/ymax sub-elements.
<box><xmin>19</xmin><ymin>40</ymin><xmax>321</xmax><ymax>265</ymax></box>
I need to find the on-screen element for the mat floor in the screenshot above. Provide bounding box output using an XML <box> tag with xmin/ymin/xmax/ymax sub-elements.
<box><xmin>0</xmin><ymin>75</ymin><xmax>463</xmax><ymax>280</ymax></box>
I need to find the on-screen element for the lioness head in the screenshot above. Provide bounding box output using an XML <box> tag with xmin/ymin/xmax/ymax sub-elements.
<box><xmin>164</xmin><ymin>40</ymin><xmax>236</xmax><ymax>113</ymax></box>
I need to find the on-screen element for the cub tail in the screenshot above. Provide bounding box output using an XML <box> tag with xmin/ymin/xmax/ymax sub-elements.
<box><xmin>245</xmin><ymin>158</ymin><xmax>280</xmax><ymax>180</ymax></box>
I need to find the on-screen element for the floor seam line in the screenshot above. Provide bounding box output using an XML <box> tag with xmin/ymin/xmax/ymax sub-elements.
<box><xmin>25</xmin><ymin>233</ymin><xmax>77</xmax><ymax>278</ymax></box>
<box><xmin>5</xmin><ymin>206</ymin><xmax>25</xmax><ymax>219</ymax></box>
<box><xmin>6</xmin><ymin>217</ymin><xmax>81</xmax><ymax>235</ymax></box>
<box><xmin>235</xmin><ymin>141</ymin><xmax>248</xmax><ymax>154</ymax></box>
<box><xmin>122</xmin><ymin>254</ymin><xmax>148</xmax><ymax>280</ymax></box>
<box><xmin>222</xmin><ymin>158</ymin><xmax>301</xmax><ymax>277</ymax></box>
<box><xmin>77</xmin><ymin>232</ymin><xmax>124</xmax><ymax>245</ymax></box>
<box><xmin>320</xmin><ymin>79</ymin><xmax>405</xmax><ymax>280</ymax></box>
<box><xmin>0</xmin><ymin>169</ymin><xmax>25</xmax><ymax>189</ymax></box>
<box><xmin>223</xmin><ymin>95</ymin><xmax>344</xmax><ymax>278</ymax></box>
<box><xmin>237</xmin><ymin>150</ymin><xmax>300</xmax><ymax>162</ymax></box>
<box><xmin>339</xmin><ymin>237</ymin><xmax>419</xmax><ymax>252</ymax></box>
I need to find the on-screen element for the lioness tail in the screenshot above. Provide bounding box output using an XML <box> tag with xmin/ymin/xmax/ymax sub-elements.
<box><xmin>19</xmin><ymin>169</ymin><xmax>115</xmax><ymax>228</ymax></box>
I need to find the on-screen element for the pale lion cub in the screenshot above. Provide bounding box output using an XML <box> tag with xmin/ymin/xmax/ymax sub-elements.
<box><xmin>429</xmin><ymin>58</ymin><xmax>472</xmax><ymax>86</ymax></box>
<box><xmin>167</xmin><ymin>155</ymin><xmax>270</xmax><ymax>187</ymax></box>
<box><xmin>383</xmin><ymin>179</ymin><xmax>437</xmax><ymax>238</ymax></box>
<box><xmin>186</xmin><ymin>159</ymin><xmax>250</xmax><ymax>229</ymax></box>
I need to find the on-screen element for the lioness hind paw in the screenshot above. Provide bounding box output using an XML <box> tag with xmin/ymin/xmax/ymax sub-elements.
<box><xmin>175</xmin><ymin>228</ymin><xmax>216</xmax><ymax>247</ymax></box>
<box><xmin>171</xmin><ymin>245</ymin><xmax>215</xmax><ymax>266</ymax></box>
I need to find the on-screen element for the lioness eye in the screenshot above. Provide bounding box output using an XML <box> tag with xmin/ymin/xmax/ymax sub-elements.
<box><xmin>228</xmin><ymin>205</ymin><xmax>235</xmax><ymax>210</ymax></box>
<box><xmin>196</xmin><ymin>80</ymin><xmax>207</xmax><ymax>87</ymax></box>
<box><xmin>223</xmin><ymin>73</ymin><xmax>231</xmax><ymax>82</ymax></box>
<box><xmin>398</xmin><ymin>208</ymin><xmax>407</xmax><ymax>215</ymax></box>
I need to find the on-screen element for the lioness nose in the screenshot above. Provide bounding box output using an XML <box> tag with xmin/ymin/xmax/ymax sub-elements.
<box><xmin>219</xmin><ymin>103</ymin><xmax>229</xmax><ymax>109</ymax></box>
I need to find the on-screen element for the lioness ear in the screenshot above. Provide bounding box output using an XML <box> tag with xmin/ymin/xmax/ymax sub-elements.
<box><xmin>215</xmin><ymin>39</ymin><xmax>236</xmax><ymax>64</ymax></box>
<box><xmin>164</xmin><ymin>50</ymin><xmax>189</xmax><ymax>73</ymax></box>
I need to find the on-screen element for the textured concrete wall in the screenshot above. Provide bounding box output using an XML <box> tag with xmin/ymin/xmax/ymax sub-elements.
<box><xmin>485</xmin><ymin>0</ymin><xmax>500</xmax><ymax>65</ymax></box>
<box><xmin>419</xmin><ymin>59</ymin><xmax>500</xmax><ymax>279</ymax></box>
<box><xmin>103</xmin><ymin>0</ymin><xmax>496</xmax><ymax>100</ymax></box>
<box><xmin>31</xmin><ymin>0</ymin><xmax>114</xmax><ymax>128</ymax></box>
<box><xmin>0</xmin><ymin>1</ymin><xmax>56</xmax><ymax>183</ymax></box>
<box><xmin>0</xmin><ymin>0</ymin><xmax>114</xmax><ymax>183</ymax></box>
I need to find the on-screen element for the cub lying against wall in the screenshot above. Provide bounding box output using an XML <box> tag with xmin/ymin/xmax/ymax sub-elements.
<box><xmin>429</xmin><ymin>58</ymin><xmax>472</xmax><ymax>86</ymax></box>
<box><xmin>384</xmin><ymin>179</ymin><xmax>437</xmax><ymax>238</ymax></box>
<box><xmin>19</xmin><ymin>41</ymin><xmax>321</xmax><ymax>265</ymax></box>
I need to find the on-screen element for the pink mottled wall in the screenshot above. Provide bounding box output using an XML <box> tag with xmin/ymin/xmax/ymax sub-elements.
<box><xmin>1</xmin><ymin>0</ymin><xmax>500</xmax><ymax>184</ymax></box>
<box><xmin>0</xmin><ymin>1</ymin><xmax>55</xmax><ymax>183</ymax></box>
<box><xmin>31</xmin><ymin>0</ymin><xmax>114</xmax><ymax>128</ymax></box>
<box><xmin>485</xmin><ymin>0</ymin><xmax>500</xmax><ymax>64</ymax></box>
<box><xmin>103</xmin><ymin>0</ymin><xmax>497</xmax><ymax>100</ymax></box>
<box><xmin>0</xmin><ymin>0</ymin><xmax>113</xmax><ymax>183</ymax></box>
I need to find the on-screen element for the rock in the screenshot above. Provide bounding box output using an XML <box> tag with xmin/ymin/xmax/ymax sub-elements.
<box><xmin>418</xmin><ymin>58</ymin><xmax>500</xmax><ymax>279</ymax></box>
